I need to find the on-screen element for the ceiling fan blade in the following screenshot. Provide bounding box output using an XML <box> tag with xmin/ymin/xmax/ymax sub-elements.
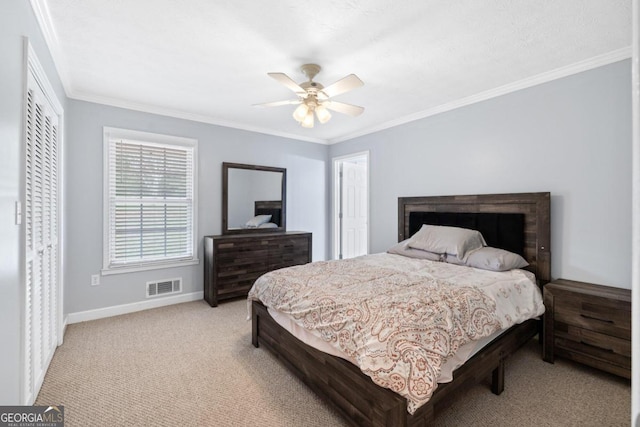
<box><xmin>253</xmin><ymin>99</ymin><xmax>301</xmax><ymax>108</ymax></box>
<box><xmin>268</xmin><ymin>73</ymin><xmax>306</xmax><ymax>95</ymax></box>
<box><xmin>320</xmin><ymin>74</ymin><xmax>363</xmax><ymax>98</ymax></box>
<box><xmin>324</xmin><ymin>101</ymin><xmax>364</xmax><ymax>117</ymax></box>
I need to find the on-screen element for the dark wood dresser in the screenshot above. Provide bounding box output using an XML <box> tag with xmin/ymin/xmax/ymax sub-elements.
<box><xmin>204</xmin><ymin>231</ymin><xmax>312</xmax><ymax>307</ymax></box>
<box><xmin>543</xmin><ymin>279</ymin><xmax>631</xmax><ymax>379</ymax></box>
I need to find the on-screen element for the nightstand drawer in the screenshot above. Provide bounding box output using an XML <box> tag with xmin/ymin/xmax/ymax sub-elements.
<box><xmin>554</xmin><ymin>348</ymin><xmax>631</xmax><ymax>379</ymax></box>
<box><xmin>554</xmin><ymin>300</ymin><xmax>630</xmax><ymax>340</ymax></box>
<box><xmin>554</xmin><ymin>323</ymin><xmax>631</xmax><ymax>366</ymax></box>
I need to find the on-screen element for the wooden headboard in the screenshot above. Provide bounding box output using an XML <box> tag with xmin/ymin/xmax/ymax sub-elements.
<box><xmin>398</xmin><ymin>192</ymin><xmax>551</xmax><ymax>284</ymax></box>
<box><xmin>254</xmin><ymin>200</ymin><xmax>282</xmax><ymax>227</ymax></box>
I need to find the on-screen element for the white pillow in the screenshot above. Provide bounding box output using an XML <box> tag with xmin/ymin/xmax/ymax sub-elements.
<box><xmin>387</xmin><ymin>239</ymin><xmax>442</xmax><ymax>261</ymax></box>
<box><xmin>407</xmin><ymin>225</ymin><xmax>486</xmax><ymax>261</ymax></box>
<box><xmin>443</xmin><ymin>254</ymin><xmax>466</xmax><ymax>266</ymax></box>
<box><xmin>258</xmin><ymin>222</ymin><xmax>278</xmax><ymax>229</ymax></box>
<box><xmin>463</xmin><ymin>247</ymin><xmax>529</xmax><ymax>271</ymax></box>
<box><xmin>245</xmin><ymin>214</ymin><xmax>272</xmax><ymax>228</ymax></box>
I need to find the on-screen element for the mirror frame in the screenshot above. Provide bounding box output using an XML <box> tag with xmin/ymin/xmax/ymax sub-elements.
<box><xmin>222</xmin><ymin>162</ymin><xmax>287</xmax><ymax>235</ymax></box>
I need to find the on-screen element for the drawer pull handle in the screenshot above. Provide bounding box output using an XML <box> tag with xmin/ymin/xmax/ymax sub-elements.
<box><xmin>580</xmin><ymin>314</ymin><xmax>614</xmax><ymax>323</ymax></box>
<box><xmin>580</xmin><ymin>340</ymin><xmax>614</xmax><ymax>353</ymax></box>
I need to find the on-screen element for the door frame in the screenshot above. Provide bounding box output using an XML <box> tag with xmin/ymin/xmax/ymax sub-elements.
<box><xmin>332</xmin><ymin>151</ymin><xmax>370</xmax><ymax>260</ymax></box>
<box><xmin>631</xmin><ymin>0</ymin><xmax>639</xmax><ymax>422</ymax></box>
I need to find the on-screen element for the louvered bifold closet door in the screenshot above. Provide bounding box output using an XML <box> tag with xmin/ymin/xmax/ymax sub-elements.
<box><xmin>24</xmin><ymin>73</ymin><xmax>60</xmax><ymax>405</ymax></box>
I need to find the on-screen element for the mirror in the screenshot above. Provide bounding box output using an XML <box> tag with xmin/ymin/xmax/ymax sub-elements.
<box><xmin>222</xmin><ymin>162</ymin><xmax>286</xmax><ymax>234</ymax></box>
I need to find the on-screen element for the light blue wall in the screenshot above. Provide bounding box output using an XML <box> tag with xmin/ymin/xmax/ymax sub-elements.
<box><xmin>330</xmin><ymin>60</ymin><xmax>632</xmax><ymax>289</ymax></box>
<box><xmin>0</xmin><ymin>0</ymin><xmax>67</xmax><ymax>405</ymax></box>
<box><xmin>64</xmin><ymin>100</ymin><xmax>328</xmax><ymax>314</ymax></box>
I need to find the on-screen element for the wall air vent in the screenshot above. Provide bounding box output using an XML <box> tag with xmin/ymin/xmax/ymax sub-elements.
<box><xmin>146</xmin><ymin>278</ymin><xmax>182</xmax><ymax>298</ymax></box>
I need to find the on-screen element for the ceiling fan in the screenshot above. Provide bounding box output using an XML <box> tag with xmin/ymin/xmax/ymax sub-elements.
<box><xmin>254</xmin><ymin>64</ymin><xmax>364</xmax><ymax>128</ymax></box>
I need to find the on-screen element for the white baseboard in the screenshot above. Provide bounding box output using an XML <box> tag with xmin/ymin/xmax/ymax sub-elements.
<box><xmin>66</xmin><ymin>291</ymin><xmax>204</xmax><ymax>324</ymax></box>
<box><xmin>61</xmin><ymin>316</ymin><xmax>68</xmax><ymax>341</ymax></box>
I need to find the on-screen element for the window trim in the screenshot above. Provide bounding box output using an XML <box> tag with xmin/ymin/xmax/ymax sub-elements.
<box><xmin>102</xmin><ymin>127</ymin><xmax>198</xmax><ymax>275</ymax></box>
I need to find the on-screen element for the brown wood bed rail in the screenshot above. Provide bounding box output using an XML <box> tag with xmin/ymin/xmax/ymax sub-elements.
<box><xmin>252</xmin><ymin>300</ymin><xmax>538</xmax><ymax>426</ymax></box>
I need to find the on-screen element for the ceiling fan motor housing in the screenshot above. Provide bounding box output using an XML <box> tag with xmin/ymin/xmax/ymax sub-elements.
<box><xmin>300</xmin><ymin>81</ymin><xmax>324</xmax><ymax>94</ymax></box>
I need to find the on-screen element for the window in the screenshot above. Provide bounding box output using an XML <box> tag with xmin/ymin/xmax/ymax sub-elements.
<box><xmin>103</xmin><ymin>128</ymin><xmax>197</xmax><ymax>274</ymax></box>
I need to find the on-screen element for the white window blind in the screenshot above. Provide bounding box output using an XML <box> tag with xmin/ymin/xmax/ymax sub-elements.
<box><xmin>105</xmin><ymin>134</ymin><xmax>196</xmax><ymax>270</ymax></box>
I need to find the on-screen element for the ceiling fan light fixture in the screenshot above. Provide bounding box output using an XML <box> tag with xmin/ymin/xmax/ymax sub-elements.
<box><xmin>301</xmin><ymin>110</ymin><xmax>314</xmax><ymax>128</ymax></box>
<box><xmin>315</xmin><ymin>104</ymin><xmax>331</xmax><ymax>124</ymax></box>
<box><xmin>292</xmin><ymin>103</ymin><xmax>309</xmax><ymax>122</ymax></box>
<box><xmin>258</xmin><ymin>63</ymin><xmax>364</xmax><ymax>129</ymax></box>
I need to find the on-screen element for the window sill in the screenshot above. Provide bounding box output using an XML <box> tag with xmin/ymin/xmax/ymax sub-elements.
<box><xmin>101</xmin><ymin>258</ymin><xmax>200</xmax><ymax>276</ymax></box>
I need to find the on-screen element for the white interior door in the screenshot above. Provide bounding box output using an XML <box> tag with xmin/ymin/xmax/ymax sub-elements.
<box><xmin>23</xmin><ymin>48</ymin><xmax>62</xmax><ymax>405</ymax></box>
<box><xmin>340</xmin><ymin>162</ymin><xmax>368</xmax><ymax>258</ymax></box>
<box><xmin>335</xmin><ymin>153</ymin><xmax>368</xmax><ymax>259</ymax></box>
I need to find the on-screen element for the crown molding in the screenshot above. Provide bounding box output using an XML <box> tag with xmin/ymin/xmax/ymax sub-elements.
<box><xmin>59</xmin><ymin>45</ymin><xmax>631</xmax><ymax>146</ymax></box>
<box><xmin>68</xmin><ymin>91</ymin><xmax>327</xmax><ymax>144</ymax></box>
<box><xmin>29</xmin><ymin>0</ymin><xmax>72</xmax><ymax>97</ymax></box>
<box><xmin>329</xmin><ymin>47</ymin><xmax>632</xmax><ymax>144</ymax></box>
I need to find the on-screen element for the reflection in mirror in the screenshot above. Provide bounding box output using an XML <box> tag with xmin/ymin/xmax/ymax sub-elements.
<box><xmin>222</xmin><ymin>163</ymin><xmax>286</xmax><ymax>234</ymax></box>
<box><xmin>228</xmin><ymin>169</ymin><xmax>282</xmax><ymax>229</ymax></box>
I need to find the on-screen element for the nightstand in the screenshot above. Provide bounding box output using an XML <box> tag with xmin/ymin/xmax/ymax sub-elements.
<box><xmin>543</xmin><ymin>279</ymin><xmax>631</xmax><ymax>379</ymax></box>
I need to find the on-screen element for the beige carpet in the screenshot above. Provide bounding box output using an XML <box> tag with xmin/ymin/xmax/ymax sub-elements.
<box><xmin>36</xmin><ymin>299</ymin><xmax>630</xmax><ymax>426</ymax></box>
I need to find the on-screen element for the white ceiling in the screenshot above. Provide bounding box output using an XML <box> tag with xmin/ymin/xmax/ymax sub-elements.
<box><xmin>32</xmin><ymin>0</ymin><xmax>631</xmax><ymax>144</ymax></box>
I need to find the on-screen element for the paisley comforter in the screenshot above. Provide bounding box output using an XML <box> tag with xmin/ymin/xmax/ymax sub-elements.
<box><xmin>248</xmin><ymin>253</ymin><xmax>544</xmax><ymax>414</ymax></box>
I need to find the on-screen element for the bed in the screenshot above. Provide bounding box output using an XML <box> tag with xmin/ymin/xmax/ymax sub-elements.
<box><xmin>250</xmin><ymin>192</ymin><xmax>550</xmax><ymax>426</ymax></box>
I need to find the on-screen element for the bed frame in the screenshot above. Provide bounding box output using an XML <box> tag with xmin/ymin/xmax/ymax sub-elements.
<box><xmin>252</xmin><ymin>192</ymin><xmax>550</xmax><ymax>426</ymax></box>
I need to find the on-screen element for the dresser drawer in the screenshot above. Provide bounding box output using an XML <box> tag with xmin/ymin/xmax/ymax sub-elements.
<box><xmin>217</xmin><ymin>260</ymin><xmax>269</xmax><ymax>278</ymax></box>
<box><xmin>216</xmin><ymin>276</ymin><xmax>261</xmax><ymax>295</ymax></box>
<box><xmin>269</xmin><ymin>236</ymin><xmax>310</xmax><ymax>254</ymax></box>
<box><xmin>215</xmin><ymin>249</ymin><xmax>268</xmax><ymax>264</ymax></box>
<box><xmin>269</xmin><ymin>254</ymin><xmax>311</xmax><ymax>270</ymax></box>
<box><xmin>215</xmin><ymin>240</ymin><xmax>270</xmax><ymax>258</ymax></box>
